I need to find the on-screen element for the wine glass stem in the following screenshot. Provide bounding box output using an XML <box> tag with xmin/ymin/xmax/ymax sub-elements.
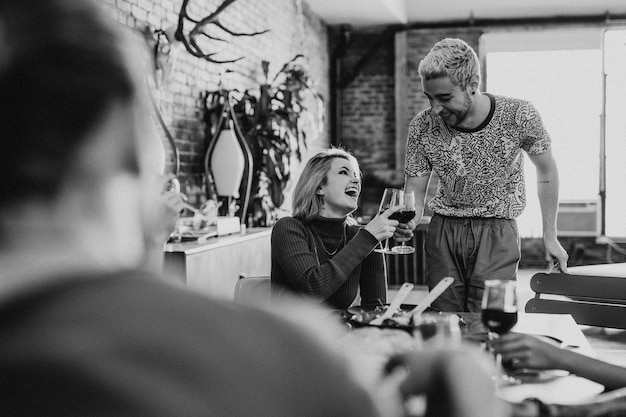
<box><xmin>488</xmin><ymin>332</ymin><xmax>519</xmax><ymax>386</ymax></box>
<box><xmin>487</xmin><ymin>331</ymin><xmax>502</xmax><ymax>368</ymax></box>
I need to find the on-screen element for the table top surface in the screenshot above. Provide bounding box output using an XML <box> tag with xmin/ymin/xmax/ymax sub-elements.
<box><xmin>164</xmin><ymin>227</ymin><xmax>271</xmax><ymax>254</ymax></box>
<box><xmin>568</xmin><ymin>262</ymin><xmax>626</xmax><ymax>277</ymax></box>
<box><xmin>342</xmin><ymin>310</ymin><xmax>612</xmax><ymax>406</ymax></box>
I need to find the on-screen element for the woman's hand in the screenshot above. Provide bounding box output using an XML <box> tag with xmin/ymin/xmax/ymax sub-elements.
<box><xmin>364</xmin><ymin>205</ymin><xmax>403</xmax><ymax>241</ymax></box>
<box><xmin>491</xmin><ymin>333</ymin><xmax>564</xmax><ymax>371</ymax></box>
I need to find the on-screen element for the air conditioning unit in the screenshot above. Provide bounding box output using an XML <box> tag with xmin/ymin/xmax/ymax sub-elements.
<box><xmin>557</xmin><ymin>199</ymin><xmax>601</xmax><ymax>237</ymax></box>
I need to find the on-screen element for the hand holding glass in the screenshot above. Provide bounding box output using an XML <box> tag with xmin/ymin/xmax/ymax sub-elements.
<box><xmin>391</xmin><ymin>191</ymin><xmax>416</xmax><ymax>254</ymax></box>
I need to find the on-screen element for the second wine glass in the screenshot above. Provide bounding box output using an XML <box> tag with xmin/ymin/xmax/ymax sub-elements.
<box><xmin>374</xmin><ymin>188</ymin><xmax>400</xmax><ymax>254</ymax></box>
<box><xmin>391</xmin><ymin>190</ymin><xmax>416</xmax><ymax>254</ymax></box>
<box><xmin>481</xmin><ymin>279</ymin><xmax>519</xmax><ymax>385</ymax></box>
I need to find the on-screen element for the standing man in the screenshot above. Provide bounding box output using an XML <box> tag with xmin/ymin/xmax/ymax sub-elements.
<box><xmin>399</xmin><ymin>38</ymin><xmax>569</xmax><ymax>312</ymax></box>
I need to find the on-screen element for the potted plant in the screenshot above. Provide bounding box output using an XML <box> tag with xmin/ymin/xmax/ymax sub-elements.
<box><xmin>203</xmin><ymin>55</ymin><xmax>324</xmax><ymax>226</ymax></box>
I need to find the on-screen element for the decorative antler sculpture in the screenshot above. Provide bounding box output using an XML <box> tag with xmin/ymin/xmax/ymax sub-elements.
<box><xmin>174</xmin><ymin>0</ymin><xmax>269</xmax><ymax>64</ymax></box>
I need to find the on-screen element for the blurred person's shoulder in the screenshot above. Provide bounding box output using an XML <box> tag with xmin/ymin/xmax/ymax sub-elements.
<box><xmin>0</xmin><ymin>269</ymin><xmax>379</xmax><ymax>416</ymax></box>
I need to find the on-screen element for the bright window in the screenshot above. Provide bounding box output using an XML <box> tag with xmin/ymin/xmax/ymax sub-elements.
<box><xmin>481</xmin><ymin>29</ymin><xmax>605</xmax><ymax>238</ymax></box>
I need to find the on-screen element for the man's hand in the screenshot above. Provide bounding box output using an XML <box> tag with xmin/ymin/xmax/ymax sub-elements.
<box><xmin>394</xmin><ymin>218</ymin><xmax>417</xmax><ymax>243</ymax></box>
<box><xmin>543</xmin><ymin>237</ymin><xmax>569</xmax><ymax>273</ymax></box>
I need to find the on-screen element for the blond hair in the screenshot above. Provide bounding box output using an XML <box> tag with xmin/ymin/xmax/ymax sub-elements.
<box><xmin>292</xmin><ymin>148</ymin><xmax>360</xmax><ymax>222</ymax></box>
<box><xmin>418</xmin><ymin>38</ymin><xmax>481</xmax><ymax>89</ymax></box>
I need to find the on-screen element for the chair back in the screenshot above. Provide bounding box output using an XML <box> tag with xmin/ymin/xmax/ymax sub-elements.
<box><xmin>234</xmin><ymin>274</ymin><xmax>272</xmax><ymax>308</ymax></box>
<box><xmin>525</xmin><ymin>272</ymin><xmax>626</xmax><ymax>329</ymax></box>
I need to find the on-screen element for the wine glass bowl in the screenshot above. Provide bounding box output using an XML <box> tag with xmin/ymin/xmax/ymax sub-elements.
<box><xmin>374</xmin><ymin>188</ymin><xmax>401</xmax><ymax>254</ymax></box>
<box><xmin>391</xmin><ymin>191</ymin><xmax>416</xmax><ymax>255</ymax></box>
<box><xmin>481</xmin><ymin>280</ymin><xmax>518</xmax><ymax>335</ymax></box>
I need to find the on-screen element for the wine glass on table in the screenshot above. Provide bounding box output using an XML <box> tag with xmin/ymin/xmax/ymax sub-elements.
<box><xmin>374</xmin><ymin>188</ymin><xmax>401</xmax><ymax>254</ymax></box>
<box><xmin>481</xmin><ymin>279</ymin><xmax>519</xmax><ymax>385</ymax></box>
<box><xmin>391</xmin><ymin>190</ymin><xmax>416</xmax><ymax>254</ymax></box>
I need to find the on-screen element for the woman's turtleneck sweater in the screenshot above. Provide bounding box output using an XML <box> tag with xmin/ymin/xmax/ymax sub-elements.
<box><xmin>271</xmin><ymin>215</ymin><xmax>387</xmax><ymax>309</ymax></box>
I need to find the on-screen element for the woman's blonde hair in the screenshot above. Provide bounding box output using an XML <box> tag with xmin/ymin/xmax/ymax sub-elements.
<box><xmin>292</xmin><ymin>148</ymin><xmax>360</xmax><ymax>222</ymax></box>
<box><xmin>418</xmin><ymin>38</ymin><xmax>481</xmax><ymax>90</ymax></box>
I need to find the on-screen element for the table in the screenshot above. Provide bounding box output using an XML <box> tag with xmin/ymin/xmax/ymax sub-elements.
<box><xmin>569</xmin><ymin>262</ymin><xmax>626</xmax><ymax>277</ymax></box>
<box><xmin>340</xmin><ymin>310</ymin><xmax>607</xmax><ymax>408</ymax></box>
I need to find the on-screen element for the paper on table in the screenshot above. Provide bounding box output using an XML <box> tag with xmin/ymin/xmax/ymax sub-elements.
<box><xmin>512</xmin><ymin>313</ymin><xmax>594</xmax><ymax>356</ymax></box>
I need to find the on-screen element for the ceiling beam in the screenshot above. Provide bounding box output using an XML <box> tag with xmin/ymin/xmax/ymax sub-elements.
<box><xmin>395</xmin><ymin>13</ymin><xmax>626</xmax><ymax>31</ymax></box>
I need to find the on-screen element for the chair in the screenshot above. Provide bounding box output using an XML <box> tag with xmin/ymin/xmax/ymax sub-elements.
<box><xmin>234</xmin><ymin>274</ymin><xmax>272</xmax><ymax>308</ymax></box>
<box><xmin>525</xmin><ymin>272</ymin><xmax>626</xmax><ymax>329</ymax></box>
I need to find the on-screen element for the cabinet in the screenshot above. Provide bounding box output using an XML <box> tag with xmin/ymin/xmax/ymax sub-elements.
<box><xmin>163</xmin><ymin>227</ymin><xmax>272</xmax><ymax>300</ymax></box>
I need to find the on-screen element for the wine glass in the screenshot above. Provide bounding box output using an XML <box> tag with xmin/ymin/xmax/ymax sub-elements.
<box><xmin>413</xmin><ymin>312</ymin><xmax>461</xmax><ymax>347</ymax></box>
<box><xmin>374</xmin><ymin>188</ymin><xmax>401</xmax><ymax>254</ymax></box>
<box><xmin>481</xmin><ymin>279</ymin><xmax>519</xmax><ymax>385</ymax></box>
<box><xmin>391</xmin><ymin>190</ymin><xmax>416</xmax><ymax>254</ymax></box>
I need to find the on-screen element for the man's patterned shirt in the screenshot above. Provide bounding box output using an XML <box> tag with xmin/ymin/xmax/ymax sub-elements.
<box><xmin>404</xmin><ymin>94</ymin><xmax>550</xmax><ymax>219</ymax></box>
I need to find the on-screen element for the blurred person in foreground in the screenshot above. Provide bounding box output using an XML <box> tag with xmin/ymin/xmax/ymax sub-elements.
<box><xmin>0</xmin><ymin>1</ymin><xmax>505</xmax><ymax>416</ymax></box>
<box><xmin>271</xmin><ymin>148</ymin><xmax>399</xmax><ymax>309</ymax></box>
<box><xmin>397</xmin><ymin>38</ymin><xmax>569</xmax><ymax>312</ymax></box>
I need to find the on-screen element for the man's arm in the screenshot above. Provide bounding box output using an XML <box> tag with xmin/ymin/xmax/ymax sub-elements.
<box><xmin>528</xmin><ymin>149</ymin><xmax>569</xmax><ymax>272</ymax></box>
<box><xmin>395</xmin><ymin>174</ymin><xmax>431</xmax><ymax>241</ymax></box>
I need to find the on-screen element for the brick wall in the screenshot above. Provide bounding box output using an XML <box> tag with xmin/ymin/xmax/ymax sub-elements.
<box><xmin>340</xmin><ymin>27</ymin><xmax>483</xmax><ymax>218</ymax></box>
<box><xmin>97</xmin><ymin>0</ymin><xmax>330</xmax><ymax>207</ymax></box>
<box><xmin>339</xmin><ymin>32</ymin><xmax>396</xmax><ymax>173</ymax></box>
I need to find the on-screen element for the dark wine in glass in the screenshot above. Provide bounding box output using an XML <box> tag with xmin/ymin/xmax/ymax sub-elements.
<box><xmin>389</xmin><ymin>210</ymin><xmax>416</xmax><ymax>224</ymax></box>
<box><xmin>481</xmin><ymin>279</ymin><xmax>518</xmax><ymax>334</ymax></box>
<box><xmin>481</xmin><ymin>309</ymin><xmax>518</xmax><ymax>335</ymax></box>
<box><xmin>391</xmin><ymin>191</ymin><xmax>416</xmax><ymax>255</ymax></box>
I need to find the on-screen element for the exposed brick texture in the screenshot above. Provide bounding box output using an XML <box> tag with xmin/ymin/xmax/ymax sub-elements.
<box><xmin>97</xmin><ymin>0</ymin><xmax>330</xmax><ymax>206</ymax></box>
<box><xmin>338</xmin><ymin>27</ymin><xmax>482</xmax><ymax>218</ymax></box>
<box><xmin>339</xmin><ymin>32</ymin><xmax>396</xmax><ymax>174</ymax></box>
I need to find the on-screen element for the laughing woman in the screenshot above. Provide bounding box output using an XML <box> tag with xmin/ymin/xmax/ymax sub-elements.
<box><xmin>271</xmin><ymin>148</ymin><xmax>401</xmax><ymax>309</ymax></box>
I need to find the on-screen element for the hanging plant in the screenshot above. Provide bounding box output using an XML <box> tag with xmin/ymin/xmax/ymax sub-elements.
<box><xmin>240</xmin><ymin>55</ymin><xmax>324</xmax><ymax>226</ymax></box>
